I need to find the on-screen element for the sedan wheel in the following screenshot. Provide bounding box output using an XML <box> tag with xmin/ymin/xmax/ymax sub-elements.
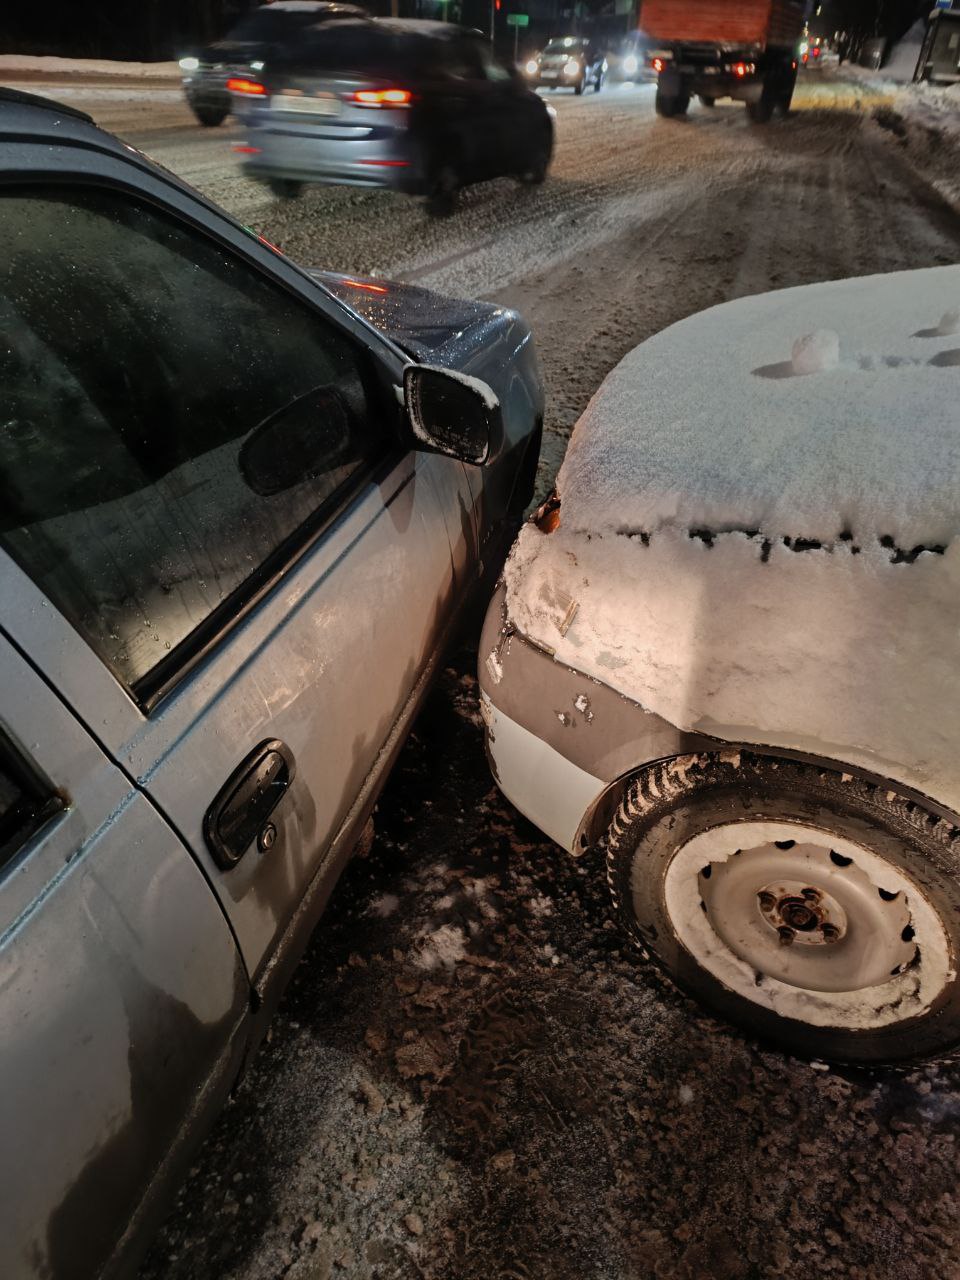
<box><xmin>606</xmin><ymin>752</ymin><xmax>960</xmax><ymax>1064</ymax></box>
<box><xmin>426</xmin><ymin>162</ymin><xmax>459</xmax><ymax>218</ymax></box>
<box><xmin>518</xmin><ymin>130</ymin><xmax>553</xmax><ymax>184</ymax></box>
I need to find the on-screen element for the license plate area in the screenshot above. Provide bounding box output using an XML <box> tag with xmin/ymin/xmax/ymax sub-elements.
<box><xmin>272</xmin><ymin>93</ymin><xmax>341</xmax><ymax>115</ymax></box>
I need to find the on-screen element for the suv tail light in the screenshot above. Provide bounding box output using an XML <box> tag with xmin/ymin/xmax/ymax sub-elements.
<box><xmin>226</xmin><ymin>77</ymin><xmax>266</xmax><ymax>95</ymax></box>
<box><xmin>351</xmin><ymin>88</ymin><xmax>413</xmax><ymax>108</ymax></box>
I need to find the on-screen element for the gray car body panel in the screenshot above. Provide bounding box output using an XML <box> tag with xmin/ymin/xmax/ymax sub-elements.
<box><xmin>0</xmin><ymin>633</ymin><xmax>248</xmax><ymax>1280</ymax></box>
<box><xmin>0</xmin><ymin>92</ymin><xmax>541</xmax><ymax>1279</ymax></box>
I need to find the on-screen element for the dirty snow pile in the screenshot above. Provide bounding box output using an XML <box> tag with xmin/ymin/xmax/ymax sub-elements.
<box><xmin>503</xmin><ymin>266</ymin><xmax>960</xmax><ymax>811</ymax></box>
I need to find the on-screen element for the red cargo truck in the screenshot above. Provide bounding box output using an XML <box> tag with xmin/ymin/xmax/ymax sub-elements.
<box><xmin>640</xmin><ymin>0</ymin><xmax>804</xmax><ymax>121</ymax></box>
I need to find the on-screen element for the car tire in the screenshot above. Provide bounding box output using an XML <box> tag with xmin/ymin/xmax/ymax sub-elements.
<box><xmin>746</xmin><ymin>77</ymin><xmax>777</xmax><ymax>123</ymax></box>
<box><xmin>518</xmin><ymin>128</ymin><xmax>553</xmax><ymax>184</ymax></box>
<box><xmin>193</xmin><ymin>105</ymin><xmax>229</xmax><ymax>127</ymax></box>
<box><xmin>594</xmin><ymin>72</ymin><xmax>603</xmax><ymax>93</ymax></box>
<box><xmin>266</xmin><ymin>179</ymin><xmax>304</xmax><ymax>199</ymax></box>
<box><xmin>574</xmin><ymin>77</ymin><xmax>585</xmax><ymax>95</ymax></box>
<box><xmin>655</xmin><ymin>87</ymin><xmax>689</xmax><ymax>117</ymax></box>
<box><xmin>605</xmin><ymin>751</ymin><xmax>960</xmax><ymax>1065</ymax></box>
<box><xmin>426</xmin><ymin>161</ymin><xmax>459</xmax><ymax>218</ymax></box>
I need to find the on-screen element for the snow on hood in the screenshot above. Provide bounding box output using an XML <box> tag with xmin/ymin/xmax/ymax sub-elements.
<box><xmin>556</xmin><ymin>265</ymin><xmax>960</xmax><ymax>548</ymax></box>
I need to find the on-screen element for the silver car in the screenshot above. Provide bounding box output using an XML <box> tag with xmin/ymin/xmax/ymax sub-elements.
<box><xmin>0</xmin><ymin>86</ymin><xmax>542</xmax><ymax>1278</ymax></box>
<box><xmin>232</xmin><ymin>19</ymin><xmax>554</xmax><ymax>214</ymax></box>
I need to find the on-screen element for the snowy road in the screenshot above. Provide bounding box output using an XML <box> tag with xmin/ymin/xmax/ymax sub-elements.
<box><xmin>33</xmin><ymin>70</ymin><xmax>960</xmax><ymax>489</ymax></box>
<box><xmin>9</xmin><ymin>67</ymin><xmax>960</xmax><ymax>1280</ymax></box>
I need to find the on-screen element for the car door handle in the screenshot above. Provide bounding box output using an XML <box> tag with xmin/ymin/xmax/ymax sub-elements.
<box><xmin>203</xmin><ymin>739</ymin><xmax>296</xmax><ymax>870</ymax></box>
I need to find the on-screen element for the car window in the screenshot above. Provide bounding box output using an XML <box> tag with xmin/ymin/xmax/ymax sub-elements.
<box><xmin>475</xmin><ymin>44</ymin><xmax>514</xmax><ymax>83</ymax></box>
<box><xmin>0</xmin><ymin>736</ymin><xmax>61</xmax><ymax>875</ymax></box>
<box><xmin>0</xmin><ymin>186</ymin><xmax>387</xmax><ymax>693</ymax></box>
<box><xmin>441</xmin><ymin>38</ymin><xmax>487</xmax><ymax>81</ymax></box>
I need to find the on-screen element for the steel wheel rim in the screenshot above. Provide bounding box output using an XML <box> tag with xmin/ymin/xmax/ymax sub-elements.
<box><xmin>659</xmin><ymin>820</ymin><xmax>954</xmax><ymax>1030</ymax></box>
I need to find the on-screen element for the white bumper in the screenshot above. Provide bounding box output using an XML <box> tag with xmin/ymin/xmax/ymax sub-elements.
<box><xmin>481</xmin><ymin>695</ymin><xmax>606</xmax><ymax>854</ymax></box>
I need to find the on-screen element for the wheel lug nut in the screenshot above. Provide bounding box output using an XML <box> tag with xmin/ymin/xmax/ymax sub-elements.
<box><xmin>821</xmin><ymin>923</ymin><xmax>839</xmax><ymax>941</ymax></box>
<box><xmin>777</xmin><ymin>926</ymin><xmax>795</xmax><ymax>946</ymax></box>
<box><xmin>758</xmin><ymin>891</ymin><xmax>777</xmax><ymax>911</ymax></box>
<box><xmin>801</xmin><ymin>887</ymin><xmax>820</xmax><ymax>902</ymax></box>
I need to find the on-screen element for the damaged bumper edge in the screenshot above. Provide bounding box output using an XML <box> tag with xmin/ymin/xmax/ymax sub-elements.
<box><xmin>480</xmin><ymin>693</ymin><xmax>606</xmax><ymax>854</ymax></box>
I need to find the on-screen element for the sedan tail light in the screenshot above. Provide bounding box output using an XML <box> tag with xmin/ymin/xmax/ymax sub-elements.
<box><xmin>351</xmin><ymin>88</ymin><xmax>413</xmax><ymax>108</ymax></box>
<box><xmin>226</xmin><ymin>77</ymin><xmax>266</xmax><ymax>95</ymax></box>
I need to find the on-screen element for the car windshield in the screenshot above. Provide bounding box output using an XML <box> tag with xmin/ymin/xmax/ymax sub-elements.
<box><xmin>544</xmin><ymin>38</ymin><xmax>585</xmax><ymax>53</ymax></box>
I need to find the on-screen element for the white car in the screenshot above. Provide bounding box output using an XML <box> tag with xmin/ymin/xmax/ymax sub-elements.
<box><xmin>480</xmin><ymin>265</ymin><xmax>960</xmax><ymax>1065</ymax></box>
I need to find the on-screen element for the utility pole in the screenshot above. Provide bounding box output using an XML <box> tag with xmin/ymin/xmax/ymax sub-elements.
<box><xmin>491</xmin><ymin>0</ymin><xmax>495</xmax><ymax>45</ymax></box>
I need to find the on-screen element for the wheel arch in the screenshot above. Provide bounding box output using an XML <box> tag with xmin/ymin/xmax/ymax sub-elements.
<box><xmin>575</xmin><ymin>742</ymin><xmax>960</xmax><ymax>856</ymax></box>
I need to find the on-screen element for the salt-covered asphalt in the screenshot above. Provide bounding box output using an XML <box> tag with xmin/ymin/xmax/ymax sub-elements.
<box><xmin>11</xmin><ymin>67</ymin><xmax>960</xmax><ymax>1280</ymax></box>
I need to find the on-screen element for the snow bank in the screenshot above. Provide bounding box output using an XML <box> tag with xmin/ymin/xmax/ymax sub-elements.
<box><xmin>503</xmin><ymin>266</ymin><xmax>960</xmax><ymax>813</ymax></box>
<box><xmin>883</xmin><ymin>19</ymin><xmax>925</xmax><ymax>83</ymax></box>
<box><xmin>0</xmin><ymin>55</ymin><xmax>179</xmax><ymax>79</ymax></box>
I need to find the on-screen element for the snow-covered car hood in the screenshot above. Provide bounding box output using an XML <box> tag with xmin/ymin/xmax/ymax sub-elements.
<box><xmin>556</xmin><ymin>264</ymin><xmax>960</xmax><ymax>549</ymax></box>
<box><xmin>502</xmin><ymin>266</ymin><xmax>960</xmax><ymax>817</ymax></box>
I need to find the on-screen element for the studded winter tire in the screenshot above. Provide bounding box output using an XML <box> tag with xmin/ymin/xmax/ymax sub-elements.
<box><xmin>605</xmin><ymin>752</ymin><xmax>960</xmax><ymax>1064</ymax></box>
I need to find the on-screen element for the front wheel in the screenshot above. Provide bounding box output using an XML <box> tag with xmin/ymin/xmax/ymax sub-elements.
<box><xmin>266</xmin><ymin>178</ymin><xmax>304</xmax><ymax>199</ymax></box>
<box><xmin>593</xmin><ymin>71</ymin><xmax>603</xmax><ymax>93</ymax></box>
<box><xmin>655</xmin><ymin>87</ymin><xmax>690</xmax><ymax>117</ymax></box>
<box><xmin>574</xmin><ymin>77</ymin><xmax>585</xmax><ymax>96</ymax></box>
<box><xmin>605</xmin><ymin>752</ymin><xmax>960</xmax><ymax>1065</ymax></box>
<box><xmin>518</xmin><ymin>129</ymin><xmax>552</xmax><ymax>184</ymax></box>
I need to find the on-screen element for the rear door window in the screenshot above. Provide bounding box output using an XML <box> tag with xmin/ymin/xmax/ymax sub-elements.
<box><xmin>0</xmin><ymin>186</ymin><xmax>388</xmax><ymax>694</ymax></box>
<box><xmin>0</xmin><ymin>735</ymin><xmax>61</xmax><ymax>877</ymax></box>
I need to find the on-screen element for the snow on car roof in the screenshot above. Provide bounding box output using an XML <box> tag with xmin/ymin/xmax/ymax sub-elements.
<box><xmin>556</xmin><ymin>265</ymin><xmax>960</xmax><ymax>548</ymax></box>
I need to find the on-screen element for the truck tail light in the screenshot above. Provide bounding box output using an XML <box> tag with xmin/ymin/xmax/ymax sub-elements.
<box><xmin>226</xmin><ymin>77</ymin><xmax>266</xmax><ymax>95</ymax></box>
<box><xmin>352</xmin><ymin>88</ymin><xmax>413</xmax><ymax>108</ymax></box>
<box><xmin>652</xmin><ymin>57</ymin><xmax>664</xmax><ymax>73</ymax></box>
<box><xmin>734</xmin><ymin>62</ymin><xmax>748</xmax><ymax>77</ymax></box>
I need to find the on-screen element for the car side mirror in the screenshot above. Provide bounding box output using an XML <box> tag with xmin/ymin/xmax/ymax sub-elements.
<box><xmin>403</xmin><ymin>364</ymin><xmax>501</xmax><ymax>466</ymax></box>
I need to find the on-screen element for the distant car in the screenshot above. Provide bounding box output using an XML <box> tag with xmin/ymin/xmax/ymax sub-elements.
<box><xmin>0</xmin><ymin>85</ymin><xmax>542</xmax><ymax>1279</ymax></box>
<box><xmin>178</xmin><ymin>0</ymin><xmax>368</xmax><ymax>126</ymax></box>
<box><xmin>528</xmin><ymin>36</ymin><xmax>606</xmax><ymax>94</ymax></box>
<box><xmin>231</xmin><ymin>19</ymin><xmax>554</xmax><ymax>215</ymax></box>
<box><xmin>480</xmin><ymin>265</ymin><xmax>960</xmax><ymax>1068</ymax></box>
<box><xmin>607</xmin><ymin>31</ymin><xmax>656</xmax><ymax>84</ymax></box>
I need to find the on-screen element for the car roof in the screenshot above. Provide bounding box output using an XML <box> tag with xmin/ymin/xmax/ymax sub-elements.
<box><xmin>0</xmin><ymin>85</ymin><xmax>94</xmax><ymax>127</ymax></box>
<box><xmin>371</xmin><ymin>18</ymin><xmax>484</xmax><ymax>39</ymax></box>
<box><xmin>0</xmin><ymin>86</ymin><xmax>194</xmax><ymax>186</ymax></box>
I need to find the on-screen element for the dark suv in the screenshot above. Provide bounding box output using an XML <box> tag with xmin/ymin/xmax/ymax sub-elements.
<box><xmin>232</xmin><ymin>19</ymin><xmax>554</xmax><ymax>214</ymax></box>
<box><xmin>178</xmin><ymin>0</ymin><xmax>368</xmax><ymax>127</ymax></box>
<box><xmin>532</xmin><ymin>36</ymin><xmax>606</xmax><ymax>94</ymax></box>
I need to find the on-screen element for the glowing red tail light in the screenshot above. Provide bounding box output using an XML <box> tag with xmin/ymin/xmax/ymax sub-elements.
<box><xmin>352</xmin><ymin>88</ymin><xmax>413</xmax><ymax>108</ymax></box>
<box><xmin>651</xmin><ymin>57</ymin><xmax>664</xmax><ymax>73</ymax></box>
<box><xmin>812</xmin><ymin>46</ymin><xmax>821</xmax><ymax>57</ymax></box>
<box><xmin>227</xmin><ymin>77</ymin><xmax>266</xmax><ymax>95</ymax></box>
<box><xmin>734</xmin><ymin>62</ymin><xmax>748</xmax><ymax>77</ymax></box>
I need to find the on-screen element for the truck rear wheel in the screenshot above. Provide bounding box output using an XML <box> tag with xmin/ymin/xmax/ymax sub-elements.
<box><xmin>655</xmin><ymin>86</ymin><xmax>689</xmax><ymax>117</ymax></box>
<box><xmin>746</xmin><ymin>93</ymin><xmax>775</xmax><ymax>123</ymax></box>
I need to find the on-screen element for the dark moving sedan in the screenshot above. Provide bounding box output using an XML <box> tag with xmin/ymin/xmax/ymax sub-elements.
<box><xmin>0</xmin><ymin>86</ymin><xmax>542</xmax><ymax>1279</ymax></box>
<box><xmin>530</xmin><ymin>35</ymin><xmax>606</xmax><ymax>93</ymax></box>
<box><xmin>178</xmin><ymin>0</ymin><xmax>368</xmax><ymax>126</ymax></box>
<box><xmin>232</xmin><ymin>19</ymin><xmax>554</xmax><ymax>214</ymax></box>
